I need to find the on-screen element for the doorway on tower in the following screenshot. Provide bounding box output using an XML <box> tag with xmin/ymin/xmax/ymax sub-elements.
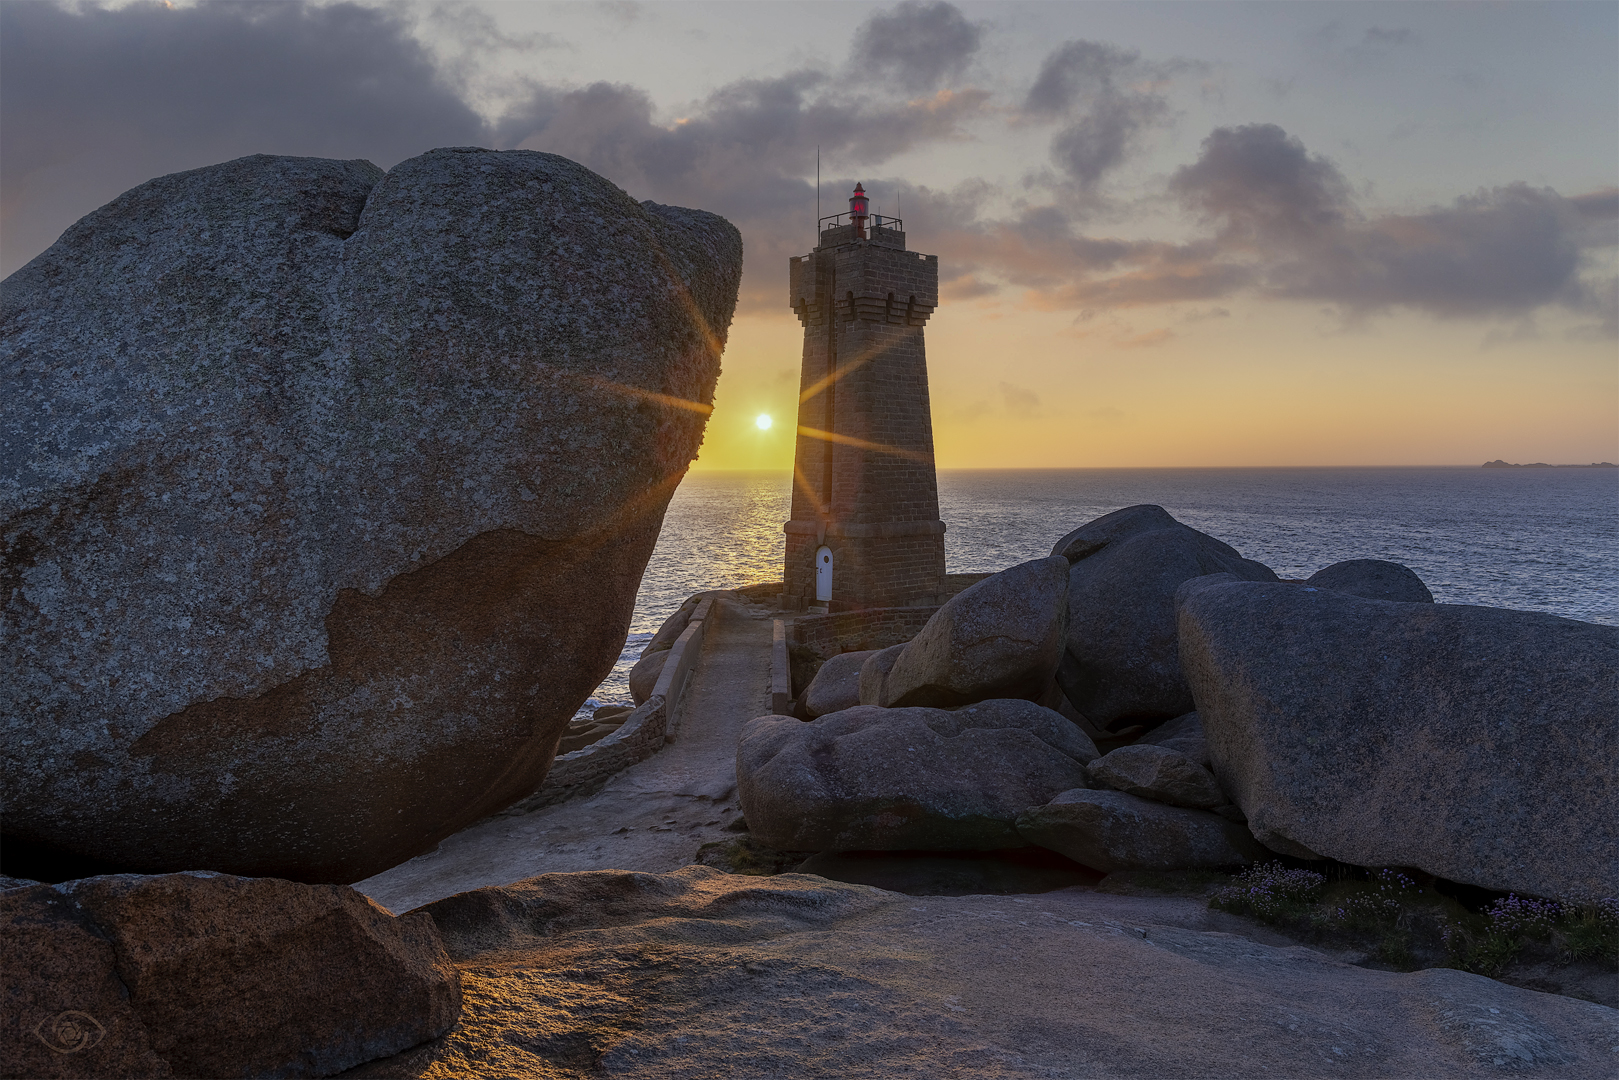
<box><xmin>814</xmin><ymin>545</ymin><xmax>834</xmax><ymax>607</ymax></box>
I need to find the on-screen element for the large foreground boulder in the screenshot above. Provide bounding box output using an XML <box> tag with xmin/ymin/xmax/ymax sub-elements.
<box><xmin>866</xmin><ymin>556</ymin><xmax>1069</xmax><ymax>708</ymax></box>
<box><xmin>1016</xmin><ymin>788</ymin><xmax>1265</xmax><ymax>872</ymax></box>
<box><xmin>737</xmin><ymin>700</ymin><xmax>1097</xmax><ymax>852</ymax></box>
<box><xmin>1</xmin><ymin>872</ymin><xmax>459</xmax><ymax>1078</ymax></box>
<box><xmin>1178</xmin><ymin>577</ymin><xmax>1619</xmax><ymax>900</ymax></box>
<box><xmin>0</xmin><ymin>150</ymin><xmax>742</xmax><ymax>882</ymax></box>
<box><xmin>1053</xmin><ymin>505</ymin><xmax>1276</xmax><ymax>728</ymax></box>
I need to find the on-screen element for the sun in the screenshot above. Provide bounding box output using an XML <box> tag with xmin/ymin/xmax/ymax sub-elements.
<box><xmin>755</xmin><ymin>414</ymin><xmax>772</xmax><ymax>430</ymax></box>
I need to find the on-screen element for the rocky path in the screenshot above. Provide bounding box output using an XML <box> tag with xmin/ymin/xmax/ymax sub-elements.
<box><xmin>356</xmin><ymin>597</ymin><xmax>772</xmax><ymax>914</ymax></box>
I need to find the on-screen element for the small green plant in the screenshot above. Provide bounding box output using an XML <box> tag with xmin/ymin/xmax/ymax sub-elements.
<box><xmin>1558</xmin><ymin>898</ymin><xmax>1619</xmax><ymax>963</ymax></box>
<box><xmin>1326</xmin><ymin>869</ymin><xmax>1418</xmax><ymax>932</ymax></box>
<box><xmin>1464</xmin><ymin>929</ymin><xmax>1522</xmax><ymax>978</ymax></box>
<box><xmin>1439</xmin><ymin>894</ymin><xmax>1618</xmax><ymax>976</ymax></box>
<box><xmin>1214</xmin><ymin>866</ymin><xmax>1615</xmax><ymax>988</ymax></box>
<box><xmin>1373</xmin><ymin>932</ymin><xmax>1414</xmax><ymax>969</ymax></box>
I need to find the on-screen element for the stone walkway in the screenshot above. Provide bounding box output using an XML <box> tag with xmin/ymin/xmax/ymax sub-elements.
<box><xmin>356</xmin><ymin>596</ymin><xmax>773</xmax><ymax>914</ymax></box>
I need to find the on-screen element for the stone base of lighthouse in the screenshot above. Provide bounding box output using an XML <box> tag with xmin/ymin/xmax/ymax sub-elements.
<box><xmin>782</xmin><ymin>520</ymin><xmax>946</xmax><ymax>612</ymax></box>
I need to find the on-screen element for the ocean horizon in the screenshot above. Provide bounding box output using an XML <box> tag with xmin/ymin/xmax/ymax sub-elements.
<box><xmin>577</xmin><ymin>465</ymin><xmax>1619</xmax><ymax>716</ymax></box>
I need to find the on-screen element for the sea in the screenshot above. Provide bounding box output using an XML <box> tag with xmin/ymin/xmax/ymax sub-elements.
<box><xmin>576</xmin><ymin>466</ymin><xmax>1619</xmax><ymax>718</ymax></box>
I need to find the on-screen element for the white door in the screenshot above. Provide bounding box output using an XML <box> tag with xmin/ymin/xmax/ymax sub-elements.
<box><xmin>815</xmin><ymin>545</ymin><xmax>833</xmax><ymax>602</ymax></box>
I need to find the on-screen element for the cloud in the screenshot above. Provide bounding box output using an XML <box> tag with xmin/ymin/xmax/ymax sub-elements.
<box><xmin>1022</xmin><ymin>40</ymin><xmax>1187</xmax><ymax>190</ymax></box>
<box><xmin>3</xmin><ymin>4</ymin><xmax>1608</xmax><ymax>339</ymax></box>
<box><xmin>0</xmin><ymin>0</ymin><xmax>991</xmax><ymax>302</ymax></box>
<box><xmin>1168</xmin><ymin>123</ymin><xmax>1353</xmax><ymax>244</ymax></box>
<box><xmin>0</xmin><ymin>0</ymin><xmax>484</xmax><ymax>275</ymax></box>
<box><xmin>976</xmin><ymin>124</ymin><xmax>1617</xmax><ymax>331</ymax></box>
<box><xmin>491</xmin><ymin>76</ymin><xmax>989</xmax><ymax>307</ymax></box>
<box><xmin>850</xmin><ymin>1</ymin><xmax>983</xmax><ymax>93</ymax></box>
<box><xmin>999</xmin><ymin>382</ymin><xmax>1040</xmax><ymax>416</ymax></box>
<box><xmin>1164</xmin><ymin>125</ymin><xmax>1610</xmax><ymax>320</ymax></box>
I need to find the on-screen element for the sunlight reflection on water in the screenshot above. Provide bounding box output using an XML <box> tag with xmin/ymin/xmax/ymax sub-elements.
<box><xmin>576</xmin><ymin>466</ymin><xmax>1618</xmax><ymax>715</ymax></box>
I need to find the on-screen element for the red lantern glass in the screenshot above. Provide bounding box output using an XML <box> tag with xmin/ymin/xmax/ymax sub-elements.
<box><xmin>849</xmin><ymin>183</ymin><xmax>869</xmax><ymax>219</ymax></box>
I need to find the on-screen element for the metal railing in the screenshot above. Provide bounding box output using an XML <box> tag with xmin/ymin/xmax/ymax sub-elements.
<box><xmin>817</xmin><ymin>211</ymin><xmax>905</xmax><ymax>234</ymax></box>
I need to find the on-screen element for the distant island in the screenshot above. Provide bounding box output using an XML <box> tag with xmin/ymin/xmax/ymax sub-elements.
<box><xmin>1482</xmin><ymin>459</ymin><xmax>1617</xmax><ymax>469</ymax></box>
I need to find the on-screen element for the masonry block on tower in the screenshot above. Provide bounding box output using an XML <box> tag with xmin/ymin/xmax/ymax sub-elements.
<box><xmin>783</xmin><ymin>183</ymin><xmax>945</xmax><ymax>611</ymax></box>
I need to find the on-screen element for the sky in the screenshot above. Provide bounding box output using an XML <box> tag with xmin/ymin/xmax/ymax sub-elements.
<box><xmin>3</xmin><ymin>0</ymin><xmax>1615</xmax><ymax>468</ymax></box>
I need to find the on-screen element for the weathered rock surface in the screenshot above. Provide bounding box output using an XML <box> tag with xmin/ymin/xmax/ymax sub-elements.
<box><xmin>1178</xmin><ymin>576</ymin><xmax>1619</xmax><ymax>900</ymax></box>
<box><xmin>1017</xmin><ymin>788</ymin><xmax>1265</xmax><ymax>872</ymax></box>
<box><xmin>736</xmin><ymin>700</ymin><xmax>1096</xmax><ymax>852</ymax></box>
<box><xmin>1307</xmin><ymin>559</ymin><xmax>1435</xmax><ymax>603</ymax></box>
<box><xmin>868</xmin><ymin>556</ymin><xmax>1069</xmax><ymax>708</ymax></box>
<box><xmin>857</xmin><ymin>642</ymin><xmax>906</xmax><ymax>705</ymax></box>
<box><xmin>1</xmin><ymin>871</ymin><xmax>460</xmax><ymax>1078</ymax></box>
<box><xmin>802</xmin><ymin>649</ymin><xmax>877</xmax><ymax>718</ymax></box>
<box><xmin>1089</xmin><ymin>743</ymin><xmax>1227</xmax><ymax>809</ymax></box>
<box><xmin>1</xmin><ymin>150</ymin><xmax>741</xmax><ymax>882</ymax></box>
<box><xmin>1136</xmin><ymin>710</ymin><xmax>1210</xmax><ymax>767</ymax></box>
<box><xmin>1052</xmin><ymin>505</ymin><xmax>1277</xmax><ymax>728</ymax></box>
<box><xmin>346</xmin><ymin>866</ymin><xmax>1616</xmax><ymax>1080</ymax></box>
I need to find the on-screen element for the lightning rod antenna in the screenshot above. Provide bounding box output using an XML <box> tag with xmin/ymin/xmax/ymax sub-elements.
<box><xmin>816</xmin><ymin>147</ymin><xmax>820</xmax><ymax>240</ymax></box>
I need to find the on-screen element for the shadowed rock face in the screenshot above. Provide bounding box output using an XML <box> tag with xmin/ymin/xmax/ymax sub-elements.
<box><xmin>1088</xmin><ymin>743</ymin><xmax>1226</xmax><ymax>810</ymax></box>
<box><xmin>736</xmin><ymin>700</ymin><xmax>1097</xmax><ymax>852</ymax></box>
<box><xmin>802</xmin><ymin>649</ymin><xmax>877</xmax><ymax>718</ymax></box>
<box><xmin>1</xmin><ymin>149</ymin><xmax>742</xmax><ymax>882</ymax></box>
<box><xmin>1016</xmin><ymin>788</ymin><xmax>1264</xmax><ymax>872</ymax></box>
<box><xmin>1052</xmin><ymin>505</ymin><xmax>1277</xmax><ymax>728</ymax></box>
<box><xmin>1178</xmin><ymin>576</ymin><xmax>1619</xmax><ymax>900</ymax></box>
<box><xmin>3</xmin><ymin>871</ymin><xmax>460</xmax><ymax>1078</ymax></box>
<box><xmin>869</xmin><ymin>555</ymin><xmax>1070</xmax><ymax>709</ymax></box>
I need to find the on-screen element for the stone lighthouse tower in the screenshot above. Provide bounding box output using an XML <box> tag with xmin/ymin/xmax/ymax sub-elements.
<box><xmin>783</xmin><ymin>183</ymin><xmax>945</xmax><ymax>611</ymax></box>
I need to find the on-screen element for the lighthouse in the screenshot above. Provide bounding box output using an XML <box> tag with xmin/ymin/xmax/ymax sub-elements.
<box><xmin>783</xmin><ymin>183</ymin><xmax>945</xmax><ymax>611</ymax></box>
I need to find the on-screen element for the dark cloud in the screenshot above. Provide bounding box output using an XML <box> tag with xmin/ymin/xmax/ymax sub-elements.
<box><xmin>1169</xmin><ymin>123</ymin><xmax>1353</xmax><ymax>244</ymax></box>
<box><xmin>1021</xmin><ymin>40</ymin><xmax>1184</xmax><ymax>190</ymax></box>
<box><xmin>850</xmin><ymin>1</ymin><xmax>982</xmax><ymax>93</ymax></box>
<box><xmin>997</xmin><ymin>125</ymin><xmax>1616</xmax><ymax>329</ymax></box>
<box><xmin>1271</xmin><ymin>182</ymin><xmax>1595</xmax><ymax>316</ymax></box>
<box><xmin>1163</xmin><ymin>125</ymin><xmax>1609</xmax><ymax>319</ymax></box>
<box><xmin>1024</xmin><ymin>40</ymin><xmax>1141</xmax><ymax>116</ymax></box>
<box><xmin>490</xmin><ymin>75</ymin><xmax>989</xmax><ymax>306</ymax></box>
<box><xmin>0</xmin><ymin>0</ymin><xmax>483</xmax><ymax>276</ymax></box>
<box><xmin>0</xmin><ymin>0</ymin><xmax>990</xmax><ymax>304</ymax></box>
<box><xmin>2</xmin><ymin>4</ymin><xmax>1608</xmax><ymax>335</ymax></box>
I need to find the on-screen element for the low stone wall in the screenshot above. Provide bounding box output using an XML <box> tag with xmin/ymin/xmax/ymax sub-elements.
<box><xmin>771</xmin><ymin>620</ymin><xmax>792</xmax><ymax>715</ymax></box>
<box><xmin>779</xmin><ymin>574</ymin><xmax>993</xmax><ymax>705</ymax></box>
<box><xmin>653</xmin><ymin>595</ymin><xmax>718</xmax><ymax>742</ymax></box>
<box><xmin>500</xmin><ymin>596</ymin><xmax>723</xmax><ymax>815</ymax></box>
<box><xmin>791</xmin><ymin>606</ymin><xmax>940</xmax><ymax>657</ymax></box>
